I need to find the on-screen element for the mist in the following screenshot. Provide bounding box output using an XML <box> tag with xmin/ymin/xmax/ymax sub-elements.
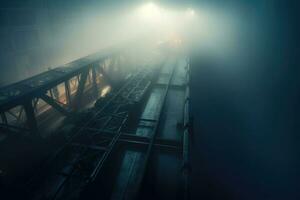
<box><xmin>0</xmin><ymin>1</ymin><xmax>242</xmax><ymax>85</ymax></box>
<box><xmin>0</xmin><ymin>1</ymin><xmax>248</xmax><ymax>85</ymax></box>
<box><xmin>188</xmin><ymin>1</ymin><xmax>299</xmax><ymax>200</ymax></box>
<box><xmin>0</xmin><ymin>0</ymin><xmax>299</xmax><ymax>199</ymax></box>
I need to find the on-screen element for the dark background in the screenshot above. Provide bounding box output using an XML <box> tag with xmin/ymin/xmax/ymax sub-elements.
<box><xmin>190</xmin><ymin>1</ymin><xmax>299</xmax><ymax>200</ymax></box>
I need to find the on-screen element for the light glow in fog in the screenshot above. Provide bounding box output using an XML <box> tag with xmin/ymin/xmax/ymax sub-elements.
<box><xmin>100</xmin><ymin>86</ymin><xmax>111</xmax><ymax>97</ymax></box>
<box><xmin>137</xmin><ymin>2</ymin><xmax>163</xmax><ymax>23</ymax></box>
<box><xmin>31</xmin><ymin>2</ymin><xmax>238</xmax><ymax>75</ymax></box>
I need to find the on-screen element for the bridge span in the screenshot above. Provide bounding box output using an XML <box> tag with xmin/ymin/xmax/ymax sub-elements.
<box><xmin>0</xmin><ymin>45</ymin><xmax>191</xmax><ymax>200</ymax></box>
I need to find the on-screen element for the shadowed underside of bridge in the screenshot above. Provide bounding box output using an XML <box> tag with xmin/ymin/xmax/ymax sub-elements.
<box><xmin>0</xmin><ymin>45</ymin><xmax>191</xmax><ymax>200</ymax></box>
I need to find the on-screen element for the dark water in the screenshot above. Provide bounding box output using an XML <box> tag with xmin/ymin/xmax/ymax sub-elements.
<box><xmin>190</xmin><ymin>1</ymin><xmax>299</xmax><ymax>199</ymax></box>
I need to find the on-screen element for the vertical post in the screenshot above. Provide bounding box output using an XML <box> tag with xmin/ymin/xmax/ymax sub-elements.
<box><xmin>0</xmin><ymin>112</ymin><xmax>7</xmax><ymax>124</ymax></box>
<box><xmin>17</xmin><ymin>107</ymin><xmax>24</xmax><ymax>123</ymax></box>
<box><xmin>88</xmin><ymin>69</ymin><xmax>93</xmax><ymax>85</ymax></box>
<box><xmin>73</xmin><ymin>68</ymin><xmax>89</xmax><ymax>110</ymax></box>
<box><xmin>65</xmin><ymin>80</ymin><xmax>72</xmax><ymax>107</ymax></box>
<box><xmin>183</xmin><ymin>87</ymin><xmax>190</xmax><ymax>200</ymax></box>
<box><xmin>92</xmin><ymin>65</ymin><xmax>99</xmax><ymax>99</ymax></box>
<box><xmin>23</xmin><ymin>100</ymin><xmax>38</xmax><ymax>136</ymax></box>
<box><xmin>33</xmin><ymin>98</ymin><xmax>39</xmax><ymax>112</ymax></box>
<box><xmin>52</xmin><ymin>86</ymin><xmax>60</xmax><ymax>101</ymax></box>
<box><xmin>49</xmin><ymin>88</ymin><xmax>54</xmax><ymax>99</ymax></box>
<box><xmin>182</xmin><ymin>57</ymin><xmax>191</xmax><ymax>200</ymax></box>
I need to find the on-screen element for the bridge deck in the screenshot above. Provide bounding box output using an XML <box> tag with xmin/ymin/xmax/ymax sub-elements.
<box><xmin>0</xmin><ymin>50</ymin><xmax>190</xmax><ymax>200</ymax></box>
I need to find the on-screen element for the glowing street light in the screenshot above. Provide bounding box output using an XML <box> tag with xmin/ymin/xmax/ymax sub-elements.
<box><xmin>136</xmin><ymin>2</ymin><xmax>164</xmax><ymax>23</ymax></box>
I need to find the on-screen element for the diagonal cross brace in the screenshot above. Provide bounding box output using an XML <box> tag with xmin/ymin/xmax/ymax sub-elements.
<box><xmin>40</xmin><ymin>94</ymin><xmax>70</xmax><ymax>116</ymax></box>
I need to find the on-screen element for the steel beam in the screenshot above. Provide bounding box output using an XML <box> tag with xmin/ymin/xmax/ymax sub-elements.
<box><xmin>0</xmin><ymin>46</ymin><xmax>122</xmax><ymax>111</ymax></box>
<box><xmin>0</xmin><ymin>123</ymin><xmax>30</xmax><ymax>133</ymax></box>
<box><xmin>73</xmin><ymin>68</ymin><xmax>89</xmax><ymax>110</ymax></box>
<box><xmin>0</xmin><ymin>112</ymin><xmax>7</xmax><ymax>124</ymax></box>
<box><xmin>131</xmin><ymin>59</ymin><xmax>177</xmax><ymax>200</ymax></box>
<box><xmin>16</xmin><ymin>107</ymin><xmax>24</xmax><ymax>123</ymax></box>
<box><xmin>64</xmin><ymin>80</ymin><xmax>72</xmax><ymax>106</ymax></box>
<box><xmin>155</xmin><ymin>83</ymin><xmax>186</xmax><ymax>90</ymax></box>
<box><xmin>7</xmin><ymin>110</ymin><xmax>18</xmax><ymax>119</ymax></box>
<box><xmin>23</xmin><ymin>100</ymin><xmax>38</xmax><ymax>135</ymax></box>
<box><xmin>92</xmin><ymin>66</ymin><xmax>99</xmax><ymax>99</ymax></box>
<box><xmin>182</xmin><ymin>59</ymin><xmax>191</xmax><ymax>200</ymax></box>
<box><xmin>40</xmin><ymin>94</ymin><xmax>70</xmax><ymax>116</ymax></box>
<box><xmin>25</xmin><ymin>69</ymin><xmax>152</xmax><ymax>199</ymax></box>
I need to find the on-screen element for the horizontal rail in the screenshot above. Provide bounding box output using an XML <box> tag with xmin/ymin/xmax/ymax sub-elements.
<box><xmin>0</xmin><ymin>46</ymin><xmax>124</xmax><ymax>111</ymax></box>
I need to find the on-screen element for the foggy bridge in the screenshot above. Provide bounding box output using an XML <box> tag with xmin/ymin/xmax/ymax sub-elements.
<box><xmin>0</xmin><ymin>41</ymin><xmax>191</xmax><ymax>200</ymax></box>
<box><xmin>0</xmin><ymin>1</ymin><xmax>298</xmax><ymax>200</ymax></box>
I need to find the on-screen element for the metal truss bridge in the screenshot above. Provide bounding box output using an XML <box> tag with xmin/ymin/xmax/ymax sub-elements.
<box><xmin>0</xmin><ymin>45</ymin><xmax>191</xmax><ymax>200</ymax></box>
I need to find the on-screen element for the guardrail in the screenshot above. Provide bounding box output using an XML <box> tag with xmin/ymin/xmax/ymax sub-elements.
<box><xmin>0</xmin><ymin>46</ymin><xmax>137</xmax><ymax>135</ymax></box>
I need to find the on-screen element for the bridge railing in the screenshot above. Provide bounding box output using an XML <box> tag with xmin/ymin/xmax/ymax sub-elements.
<box><xmin>0</xmin><ymin>46</ymin><xmax>140</xmax><ymax>136</ymax></box>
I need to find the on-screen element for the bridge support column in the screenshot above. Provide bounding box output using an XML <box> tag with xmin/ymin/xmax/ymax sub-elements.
<box><xmin>23</xmin><ymin>100</ymin><xmax>38</xmax><ymax>136</ymax></box>
<box><xmin>65</xmin><ymin>80</ymin><xmax>72</xmax><ymax>106</ymax></box>
<box><xmin>92</xmin><ymin>66</ymin><xmax>99</xmax><ymax>99</ymax></box>
<box><xmin>74</xmin><ymin>68</ymin><xmax>89</xmax><ymax>110</ymax></box>
<box><xmin>0</xmin><ymin>112</ymin><xmax>7</xmax><ymax>124</ymax></box>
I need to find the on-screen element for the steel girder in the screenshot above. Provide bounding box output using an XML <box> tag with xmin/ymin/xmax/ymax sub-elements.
<box><xmin>0</xmin><ymin>47</ymin><xmax>130</xmax><ymax>135</ymax></box>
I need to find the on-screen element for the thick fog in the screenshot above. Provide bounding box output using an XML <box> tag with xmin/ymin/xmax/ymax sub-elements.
<box><xmin>0</xmin><ymin>0</ymin><xmax>298</xmax><ymax>199</ymax></box>
<box><xmin>0</xmin><ymin>1</ymin><xmax>249</xmax><ymax>85</ymax></box>
<box><xmin>188</xmin><ymin>1</ymin><xmax>299</xmax><ymax>200</ymax></box>
<box><xmin>0</xmin><ymin>1</ymin><xmax>262</xmax><ymax>85</ymax></box>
